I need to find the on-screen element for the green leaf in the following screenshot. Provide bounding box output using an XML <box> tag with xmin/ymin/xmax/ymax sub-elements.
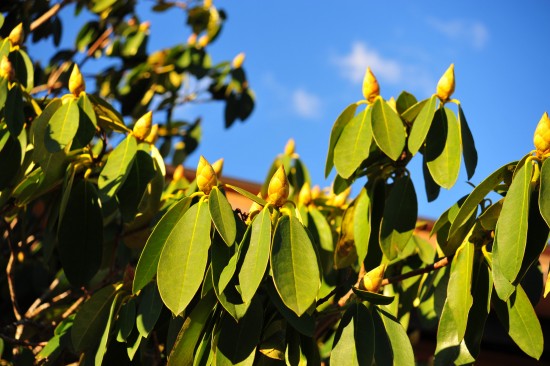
<box><xmin>209</xmin><ymin>186</ymin><xmax>237</xmax><ymax>246</ymax></box>
<box><xmin>168</xmin><ymin>291</ymin><xmax>216</xmax><ymax>366</ymax></box>
<box><xmin>211</xmin><ymin>234</ymin><xmax>238</xmax><ymax>295</ymax></box>
<box><xmin>0</xmin><ymin>77</ymin><xmax>8</xmax><ymax>110</ymax></box>
<box><xmin>271</xmin><ymin>215</ymin><xmax>320</xmax><ymax>316</ymax></box>
<box><xmin>372</xmin><ymin>307</ymin><xmax>415</xmax><ymax>366</ymax></box>
<box><xmin>91</xmin><ymin>0</ymin><xmax>117</xmax><ymax>13</ymax></box>
<box><xmin>117</xmin><ymin>150</ymin><xmax>156</xmax><ymax>222</ymax></box>
<box><xmin>479</xmin><ymin>199</ymin><xmax>503</xmax><ymax>231</ymax></box>
<box><xmin>325</xmin><ymin>102</ymin><xmax>358</xmax><ymax>177</ymax></box>
<box><xmin>213</xmin><ymin>297</ymin><xmax>264</xmax><ymax>366</ymax></box>
<box><xmin>308</xmin><ymin>206</ymin><xmax>334</xmax><ymax>252</ymax></box>
<box><xmin>9</xmin><ymin>49</ymin><xmax>34</xmax><ymax>90</ymax></box>
<box><xmin>87</xmin><ymin>94</ymin><xmax>130</xmax><ymax>133</ymax></box>
<box><xmin>458</xmin><ymin>104</ymin><xmax>477</xmax><ymax>180</ymax></box>
<box><xmin>492</xmin><ymin>238</ymin><xmax>516</xmax><ymax>301</ymax></box>
<box><xmin>371</xmin><ymin>98</ymin><xmax>406</xmax><ymax>161</ymax></box>
<box><xmin>77</xmin><ymin>94</ymin><xmax>98</xmax><ymax>128</ymax></box>
<box><xmin>395</xmin><ymin>91</ymin><xmax>417</xmax><ymax>115</ymax></box>
<box><xmin>539</xmin><ymin>158</ymin><xmax>550</xmax><ymax>226</ymax></box>
<box><xmin>133</xmin><ymin>197</ymin><xmax>192</xmax><ymax>293</ymax></box>
<box><xmin>330</xmin><ymin>303</ymin><xmax>374</xmax><ymax>366</ymax></box>
<box><xmin>126</xmin><ymin>332</ymin><xmax>142</xmax><ymax>361</ymax></box>
<box><xmin>401</xmin><ymin>99</ymin><xmax>427</xmax><ymax>123</ymax></box>
<box><xmin>71</xmin><ymin>284</ymin><xmax>118</xmax><ymax>352</ymax></box>
<box><xmin>425</xmin><ymin>108</ymin><xmax>461</xmax><ymax>189</ymax></box>
<box><xmin>5</xmin><ymin>84</ymin><xmax>25</xmax><ymax>137</ymax></box>
<box><xmin>58</xmin><ymin>179</ymin><xmax>103</xmax><ymax>286</ymax></box>
<box><xmin>449</xmin><ymin>163</ymin><xmax>514</xmax><ymax>239</ymax></box>
<box><xmin>434</xmin><ymin>301</ymin><xmax>460</xmax><ymax>365</ymax></box>
<box><xmin>379</xmin><ymin>175</ymin><xmax>417</xmax><ymax>260</ymax></box>
<box><xmin>0</xmin><ymin>134</ymin><xmax>21</xmax><ymax>190</ymax></box>
<box><xmin>351</xmin><ymin>288</ymin><xmax>395</xmax><ymax>305</ymax></box>
<box><xmin>422</xmin><ymin>154</ymin><xmax>440</xmax><ymax>202</ymax></box>
<box><xmin>45</xmin><ymin>99</ymin><xmax>80</xmax><ymax>152</ymax></box>
<box><xmin>98</xmin><ymin>134</ymin><xmax>138</xmax><ymax>199</ymax></box>
<box><xmin>225</xmin><ymin>183</ymin><xmax>267</xmax><ymax>207</ymax></box>
<box><xmin>136</xmin><ymin>282</ymin><xmax>163</xmax><ymax>337</ymax></box>
<box><xmin>157</xmin><ymin>200</ymin><xmax>212</xmax><ymax>315</ymax></box>
<box><xmin>494</xmin><ymin>160</ymin><xmax>533</xmax><ymax>284</ymax></box>
<box><xmin>493</xmin><ymin>284</ymin><xmax>544</xmax><ymax>359</ymax></box>
<box><xmin>334</xmin><ymin>107</ymin><xmax>372</xmax><ymax>179</ymax></box>
<box><xmin>239</xmin><ymin>208</ymin><xmax>272</xmax><ymax>303</ymax></box>
<box><xmin>116</xmin><ymin>299</ymin><xmax>136</xmax><ymax>342</ymax></box>
<box><xmin>407</xmin><ymin>95</ymin><xmax>437</xmax><ymax>155</ymax></box>
<box><xmin>95</xmin><ymin>293</ymin><xmax>121</xmax><ymax>365</ymax></box>
<box><xmin>446</xmin><ymin>238</ymin><xmax>474</xmax><ymax>341</ymax></box>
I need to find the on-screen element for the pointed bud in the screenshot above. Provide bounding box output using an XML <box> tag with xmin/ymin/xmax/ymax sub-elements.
<box><xmin>8</xmin><ymin>23</ymin><xmax>24</xmax><ymax>47</ymax></box>
<box><xmin>133</xmin><ymin>111</ymin><xmax>153</xmax><ymax>141</ymax></box>
<box><xmin>69</xmin><ymin>64</ymin><xmax>86</xmax><ymax>96</ymax></box>
<box><xmin>198</xmin><ymin>35</ymin><xmax>209</xmax><ymax>48</ymax></box>
<box><xmin>284</xmin><ymin>138</ymin><xmax>295</xmax><ymax>156</ymax></box>
<box><xmin>362</xmin><ymin>67</ymin><xmax>380</xmax><ymax>103</ymax></box>
<box><xmin>212</xmin><ymin>158</ymin><xmax>224</xmax><ymax>177</ymax></box>
<box><xmin>436</xmin><ymin>64</ymin><xmax>455</xmax><ymax>101</ymax></box>
<box><xmin>196</xmin><ymin>156</ymin><xmax>217</xmax><ymax>194</ymax></box>
<box><xmin>267</xmin><ymin>165</ymin><xmax>289</xmax><ymax>207</ymax></box>
<box><xmin>311</xmin><ymin>185</ymin><xmax>321</xmax><ymax>200</ymax></box>
<box><xmin>298</xmin><ymin>183</ymin><xmax>312</xmax><ymax>206</ymax></box>
<box><xmin>173</xmin><ymin>165</ymin><xmax>185</xmax><ymax>182</ymax></box>
<box><xmin>0</xmin><ymin>56</ymin><xmax>14</xmax><ymax>81</ymax></box>
<box><xmin>144</xmin><ymin>124</ymin><xmax>159</xmax><ymax>144</ymax></box>
<box><xmin>387</xmin><ymin>97</ymin><xmax>397</xmax><ymax>113</ymax></box>
<box><xmin>204</xmin><ymin>0</ymin><xmax>212</xmax><ymax>7</ymax></box>
<box><xmin>187</xmin><ymin>33</ymin><xmax>197</xmax><ymax>46</ymax></box>
<box><xmin>534</xmin><ymin>112</ymin><xmax>550</xmax><ymax>156</ymax></box>
<box><xmin>139</xmin><ymin>21</ymin><xmax>150</xmax><ymax>32</ymax></box>
<box><xmin>362</xmin><ymin>264</ymin><xmax>386</xmax><ymax>293</ymax></box>
<box><xmin>332</xmin><ymin>186</ymin><xmax>351</xmax><ymax>207</ymax></box>
<box><xmin>232</xmin><ymin>52</ymin><xmax>245</xmax><ymax>69</ymax></box>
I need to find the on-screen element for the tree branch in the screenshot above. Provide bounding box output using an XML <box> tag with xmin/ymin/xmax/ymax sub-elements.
<box><xmin>0</xmin><ymin>333</ymin><xmax>47</xmax><ymax>348</ymax></box>
<box><xmin>30</xmin><ymin>0</ymin><xmax>70</xmax><ymax>32</ymax></box>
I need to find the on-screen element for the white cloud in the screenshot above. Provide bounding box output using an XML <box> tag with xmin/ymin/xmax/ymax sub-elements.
<box><xmin>292</xmin><ymin>89</ymin><xmax>321</xmax><ymax>119</ymax></box>
<box><xmin>427</xmin><ymin>18</ymin><xmax>489</xmax><ymax>49</ymax></box>
<box><xmin>333</xmin><ymin>42</ymin><xmax>403</xmax><ymax>84</ymax></box>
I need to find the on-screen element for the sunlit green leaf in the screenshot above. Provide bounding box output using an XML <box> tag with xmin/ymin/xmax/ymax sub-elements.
<box><xmin>371</xmin><ymin>98</ymin><xmax>406</xmax><ymax>161</ymax></box>
<box><xmin>239</xmin><ymin>208</ymin><xmax>272</xmax><ymax>303</ymax></box>
<box><xmin>225</xmin><ymin>183</ymin><xmax>267</xmax><ymax>207</ymax></box>
<box><xmin>95</xmin><ymin>293</ymin><xmax>121</xmax><ymax>365</ymax></box>
<box><xmin>408</xmin><ymin>95</ymin><xmax>437</xmax><ymax>155</ymax></box>
<box><xmin>539</xmin><ymin>158</ymin><xmax>550</xmax><ymax>226</ymax></box>
<box><xmin>352</xmin><ymin>288</ymin><xmax>395</xmax><ymax>305</ymax></box>
<box><xmin>133</xmin><ymin>197</ymin><xmax>192</xmax><ymax>293</ymax></box>
<box><xmin>116</xmin><ymin>299</ymin><xmax>136</xmax><ymax>342</ymax></box>
<box><xmin>45</xmin><ymin>99</ymin><xmax>79</xmax><ymax>152</ymax></box>
<box><xmin>395</xmin><ymin>91</ymin><xmax>417</xmax><ymax>115</ymax></box>
<box><xmin>334</xmin><ymin>107</ymin><xmax>372</xmax><ymax>179</ymax></box>
<box><xmin>136</xmin><ymin>282</ymin><xmax>163</xmax><ymax>337</ymax></box>
<box><xmin>372</xmin><ymin>307</ymin><xmax>415</xmax><ymax>366</ymax></box>
<box><xmin>98</xmin><ymin>134</ymin><xmax>137</xmax><ymax>199</ymax></box>
<box><xmin>157</xmin><ymin>200</ymin><xmax>211</xmax><ymax>315</ymax></box>
<box><xmin>209</xmin><ymin>186</ymin><xmax>237</xmax><ymax>246</ymax></box>
<box><xmin>325</xmin><ymin>102</ymin><xmax>358</xmax><ymax>177</ymax></box>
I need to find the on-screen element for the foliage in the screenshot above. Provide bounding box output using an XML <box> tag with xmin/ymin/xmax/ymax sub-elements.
<box><xmin>0</xmin><ymin>1</ymin><xmax>549</xmax><ymax>365</ymax></box>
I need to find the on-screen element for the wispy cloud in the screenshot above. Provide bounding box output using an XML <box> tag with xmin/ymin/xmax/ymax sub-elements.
<box><xmin>333</xmin><ymin>42</ymin><xmax>402</xmax><ymax>84</ymax></box>
<box><xmin>427</xmin><ymin>18</ymin><xmax>489</xmax><ymax>49</ymax></box>
<box><xmin>292</xmin><ymin>89</ymin><xmax>321</xmax><ymax>119</ymax></box>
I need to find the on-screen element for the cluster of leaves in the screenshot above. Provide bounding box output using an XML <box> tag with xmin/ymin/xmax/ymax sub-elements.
<box><xmin>0</xmin><ymin>1</ymin><xmax>549</xmax><ymax>366</ymax></box>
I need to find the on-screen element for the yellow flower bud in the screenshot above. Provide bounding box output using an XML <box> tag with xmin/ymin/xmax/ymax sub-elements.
<box><xmin>332</xmin><ymin>186</ymin><xmax>351</xmax><ymax>207</ymax></box>
<box><xmin>0</xmin><ymin>56</ymin><xmax>14</xmax><ymax>81</ymax></box>
<box><xmin>362</xmin><ymin>67</ymin><xmax>380</xmax><ymax>104</ymax></box>
<box><xmin>212</xmin><ymin>158</ymin><xmax>224</xmax><ymax>177</ymax></box>
<box><xmin>173</xmin><ymin>165</ymin><xmax>185</xmax><ymax>182</ymax></box>
<box><xmin>284</xmin><ymin>138</ymin><xmax>295</xmax><ymax>156</ymax></box>
<box><xmin>69</xmin><ymin>64</ymin><xmax>86</xmax><ymax>97</ymax></box>
<box><xmin>144</xmin><ymin>124</ymin><xmax>159</xmax><ymax>144</ymax></box>
<box><xmin>311</xmin><ymin>185</ymin><xmax>321</xmax><ymax>200</ymax></box>
<box><xmin>362</xmin><ymin>264</ymin><xmax>386</xmax><ymax>293</ymax></box>
<box><xmin>534</xmin><ymin>112</ymin><xmax>550</xmax><ymax>157</ymax></box>
<box><xmin>298</xmin><ymin>183</ymin><xmax>312</xmax><ymax>206</ymax></box>
<box><xmin>232</xmin><ymin>52</ymin><xmax>245</xmax><ymax>69</ymax></box>
<box><xmin>187</xmin><ymin>33</ymin><xmax>197</xmax><ymax>46</ymax></box>
<box><xmin>204</xmin><ymin>0</ymin><xmax>212</xmax><ymax>8</ymax></box>
<box><xmin>267</xmin><ymin>165</ymin><xmax>289</xmax><ymax>207</ymax></box>
<box><xmin>8</xmin><ymin>23</ymin><xmax>24</xmax><ymax>47</ymax></box>
<box><xmin>198</xmin><ymin>35</ymin><xmax>209</xmax><ymax>48</ymax></box>
<box><xmin>139</xmin><ymin>21</ymin><xmax>151</xmax><ymax>32</ymax></box>
<box><xmin>133</xmin><ymin>111</ymin><xmax>153</xmax><ymax>141</ymax></box>
<box><xmin>436</xmin><ymin>64</ymin><xmax>455</xmax><ymax>102</ymax></box>
<box><xmin>387</xmin><ymin>97</ymin><xmax>397</xmax><ymax>113</ymax></box>
<box><xmin>196</xmin><ymin>156</ymin><xmax>217</xmax><ymax>194</ymax></box>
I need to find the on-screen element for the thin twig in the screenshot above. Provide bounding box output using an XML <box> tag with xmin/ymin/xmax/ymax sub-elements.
<box><xmin>0</xmin><ymin>333</ymin><xmax>47</xmax><ymax>348</ymax></box>
<box><xmin>30</xmin><ymin>0</ymin><xmax>70</xmax><ymax>32</ymax></box>
<box><xmin>59</xmin><ymin>296</ymin><xmax>85</xmax><ymax>321</ymax></box>
<box><xmin>4</xmin><ymin>222</ymin><xmax>22</xmax><ymax>322</ymax></box>
<box><xmin>25</xmin><ymin>278</ymin><xmax>60</xmax><ymax>318</ymax></box>
<box><xmin>80</xmin><ymin>27</ymin><xmax>113</xmax><ymax>68</ymax></box>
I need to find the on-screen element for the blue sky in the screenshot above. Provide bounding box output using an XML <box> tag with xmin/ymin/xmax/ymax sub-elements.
<box><xmin>30</xmin><ymin>1</ymin><xmax>550</xmax><ymax>219</ymax></box>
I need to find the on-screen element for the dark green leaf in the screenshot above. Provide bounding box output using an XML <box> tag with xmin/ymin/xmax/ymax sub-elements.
<box><xmin>372</xmin><ymin>307</ymin><xmax>415</xmax><ymax>366</ymax></box>
<box><xmin>157</xmin><ymin>200</ymin><xmax>212</xmax><ymax>315</ymax></box>
<box><xmin>45</xmin><ymin>99</ymin><xmax>79</xmax><ymax>152</ymax></box>
<box><xmin>380</xmin><ymin>175</ymin><xmax>417</xmax><ymax>260</ymax></box>
<box><xmin>325</xmin><ymin>103</ymin><xmax>358</xmax><ymax>177</ymax></box>
<box><xmin>71</xmin><ymin>284</ymin><xmax>118</xmax><ymax>352</ymax></box>
<box><xmin>168</xmin><ymin>291</ymin><xmax>216</xmax><ymax>366</ymax></box>
<box><xmin>116</xmin><ymin>299</ymin><xmax>136</xmax><ymax>342</ymax></box>
<box><xmin>209</xmin><ymin>186</ymin><xmax>237</xmax><ymax>246</ymax></box>
<box><xmin>309</xmin><ymin>206</ymin><xmax>334</xmax><ymax>252</ymax></box>
<box><xmin>330</xmin><ymin>302</ymin><xmax>374</xmax><ymax>366</ymax></box>
<box><xmin>95</xmin><ymin>292</ymin><xmax>121</xmax><ymax>365</ymax></box>
<box><xmin>136</xmin><ymin>282</ymin><xmax>163</xmax><ymax>337</ymax></box>
<box><xmin>407</xmin><ymin>95</ymin><xmax>437</xmax><ymax>155</ymax></box>
<box><xmin>58</xmin><ymin>179</ymin><xmax>103</xmax><ymax>286</ymax></box>
<box><xmin>425</xmin><ymin>108</ymin><xmax>461</xmax><ymax>189</ymax></box>
<box><xmin>0</xmin><ymin>134</ymin><xmax>21</xmax><ymax>190</ymax></box>
<box><xmin>352</xmin><ymin>288</ymin><xmax>395</xmax><ymax>305</ymax></box>
<box><xmin>5</xmin><ymin>84</ymin><xmax>25</xmax><ymax>137</ymax></box>
<box><xmin>458</xmin><ymin>104</ymin><xmax>477</xmax><ymax>180</ymax></box>
<box><xmin>239</xmin><ymin>208</ymin><xmax>272</xmax><ymax>303</ymax></box>
<box><xmin>9</xmin><ymin>49</ymin><xmax>34</xmax><ymax>90</ymax></box>
<box><xmin>371</xmin><ymin>98</ymin><xmax>406</xmax><ymax>161</ymax></box>
<box><xmin>133</xmin><ymin>197</ymin><xmax>192</xmax><ymax>293</ymax></box>
<box><xmin>494</xmin><ymin>160</ymin><xmax>533</xmax><ymax>285</ymax></box>
<box><xmin>422</xmin><ymin>153</ymin><xmax>440</xmax><ymax>202</ymax></box>
<box><xmin>539</xmin><ymin>158</ymin><xmax>550</xmax><ymax>226</ymax></box>
<box><xmin>334</xmin><ymin>107</ymin><xmax>372</xmax><ymax>178</ymax></box>
<box><xmin>395</xmin><ymin>91</ymin><xmax>417</xmax><ymax>115</ymax></box>
<box><xmin>271</xmin><ymin>215</ymin><xmax>320</xmax><ymax>316</ymax></box>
